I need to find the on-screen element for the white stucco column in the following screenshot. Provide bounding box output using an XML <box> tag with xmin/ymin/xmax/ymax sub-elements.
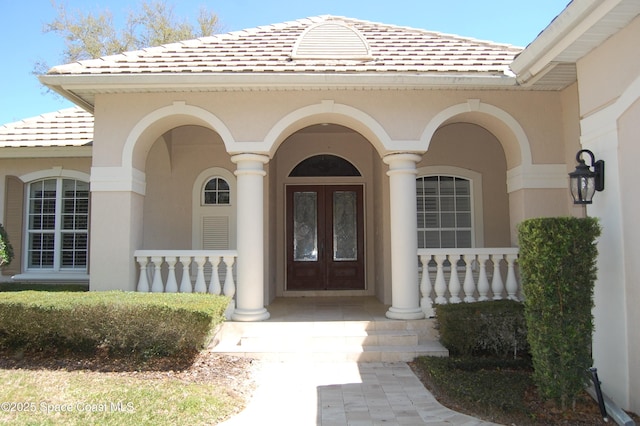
<box><xmin>230</xmin><ymin>154</ymin><xmax>270</xmax><ymax>322</ymax></box>
<box><xmin>383</xmin><ymin>153</ymin><xmax>425</xmax><ymax>320</ymax></box>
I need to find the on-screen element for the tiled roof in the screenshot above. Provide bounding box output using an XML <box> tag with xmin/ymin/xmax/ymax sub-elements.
<box><xmin>0</xmin><ymin>107</ymin><xmax>93</xmax><ymax>148</ymax></box>
<box><xmin>48</xmin><ymin>16</ymin><xmax>521</xmax><ymax>76</ymax></box>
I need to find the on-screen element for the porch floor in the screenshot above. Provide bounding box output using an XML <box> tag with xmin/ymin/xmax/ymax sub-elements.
<box><xmin>264</xmin><ymin>296</ymin><xmax>390</xmax><ymax>322</ymax></box>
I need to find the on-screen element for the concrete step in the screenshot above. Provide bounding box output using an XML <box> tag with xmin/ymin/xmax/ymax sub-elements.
<box><xmin>210</xmin><ymin>341</ymin><xmax>448</xmax><ymax>362</ymax></box>
<box><xmin>239</xmin><ymin>329</ymin><xmax>419</xmax><ymax>349</ymax></box>
<box><xmin>210</xmin><ymin>319</ymin><xmax>449</xmax><ymax>362</ymax></box>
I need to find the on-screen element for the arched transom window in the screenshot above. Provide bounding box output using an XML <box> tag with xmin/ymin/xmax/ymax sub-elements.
<box><xmin>203</xmin><ymin>177</ymin><xmax>230</xmax><ymax>205</ymax></box>
<box><xmin>416</xmin><ymin>176</ymin><xmax>473</xmax><ymax>248</ymax></box>
<box><xmin>289</xmin><ymin>155</ymin><xmax>361</xmax><ymax>177</ymax></box>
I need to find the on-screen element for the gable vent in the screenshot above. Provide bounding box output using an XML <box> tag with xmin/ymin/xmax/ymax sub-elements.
<box><xmin>292</xmin><ymin>21</ymin><xmax>372</xmax><ymax>60</ymax></box>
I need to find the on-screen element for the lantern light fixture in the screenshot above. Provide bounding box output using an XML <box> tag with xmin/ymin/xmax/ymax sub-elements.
<box><xmin>568</xmin><ymin>149</ymin><xmax>605</xmax><ymax>205</ymax></box>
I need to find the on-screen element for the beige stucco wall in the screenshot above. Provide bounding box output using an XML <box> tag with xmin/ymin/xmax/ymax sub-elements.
<box><xmin>560</xmin><ymin>83</ymin><xmax>588</xmax><ymax>219</ymax></box>
<box><xmin>577</xmin><ymin>15</ymin><xmax>640</xmax><ymax>118</ymax></box>
<box><xmin>93</xmin><ymin>88</ymin><xmax>567</xmax><ymax>168</ymax></box>
<box><xmin>419</xmin><ymin>122</ymin><xmax>511</xmax><ymax>247</ymax></box>
<box><xmin>90</xmin><ymin>191</ymin><xmax>144</xmax><ymax>291</ymax></box>
<box><xmin>88</xmin><ymin>78</ymin><xmax>574</xmax><ymax>309</ymax></box>
<box><xmin>143</xmin><ymin>125</ymin><xmax>234</xmax><ymax>250</ymax></box>
<box><xmin>574</xmin><ymin>14</ymin><xmax>640</xmax><ymax>412</ymax></box>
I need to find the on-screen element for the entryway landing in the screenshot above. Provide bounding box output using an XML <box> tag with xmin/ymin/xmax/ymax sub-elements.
<box><xmin>210</xmin><ymin>297</ymin><xmax>448</xmax><ymax>362</ymax></box>
<box><xmin>265</xmin><ymin>296</ymin><xmax>389</xmax><ymax>322</ymax></box>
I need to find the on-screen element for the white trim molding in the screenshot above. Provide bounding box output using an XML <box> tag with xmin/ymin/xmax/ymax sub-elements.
<box><xmin>416</xmin><ymin>165</ymin><xmax>485</xmax><ymax>248</ymax></box>
<box><xmin>12</xmin><ymin>273</ymin><xmax>90</xmax><ymax>282</ymax></box>
<box><xmin>258</xmin><ymin>100</ymin><xmax>423</xmax><ymax>158</ymax></box>
<box><xmin>421</xmin><ymin>99</ymin><xmax>533</xmax><ymax>170</ymax></box>
<box><xmin>0</xmin><ymin>146</ymin><xmax>92</xmax><ymax>159</ymax></box>
<box><xmin>20</xmin><ymin>167</ymin><xmax>90</xmax><ymax>183</ymax></box>
<box><xmin>191</xmin><ymin>167</ymin><xmax>237</xmax><ymax>251</ymax></box>
<box><xmin>506</xmin><ymin>163</ymin><xmax>568</xmax><ymax>193</ymax></box>
<box><xmin>122</xmin><ymin>101</ymin><xmax>236</xmax><ymax>169</ymax></box>
<box><xmin>90</xmin><ymin>166</ymin><xmax>146</xmax><ymax>195</ymax></box>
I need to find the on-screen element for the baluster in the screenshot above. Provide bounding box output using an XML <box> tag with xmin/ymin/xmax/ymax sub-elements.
<box><xmin>179</xmin><ymin>256</ymin><xmax>192</xmax><ymax>293</ymax></box>
<box><xmin>477</xmin><ymin>254</ymin><xmax>490</xmax><ymax>301</ymax></box>
<box><xmin>150</xmin><ymin>256</ymin><xmax>165</xmax><ymax>293</ymax></box>
<box><xmin>223</xmin><ymin>256</ymin><xmax>236</xmax><ymax>319</ymax></box>
<box><xmin>222</xmin><ymin>256</ymin><xmax>236</xmax><ymax>299</ymax></box>
<box><xmin>448</xmin><ymin>254</ymin><xmax>462</xmax><ymax>303</ymax></box>
<box><xmin>419</xmin><ymin>255</ymin><xmax>435</xmax><ymax>317</ymax></box>
<box><xmin>164</xmin><ymin>256</ymin><xmax>178</xmax><ymax>293</ymax></box>
<box><xmin>462</xmin><ymin>254</ymin><xmax>476</xmax><ymax>302</ymax></box>
<box><xmin>209</xmin><ymin>255</ymin><xmax>222</xmax><ymax>295</ymax></box>
<box><xmin>505</xmin><ymin>253</ymin><xmax>519</xmax><ymax>301</ymax></box>
<box><xmin>136</xmin><ymin>256</ymin><xmax>150</xmax><ymax>292</ymax></box>
<box><xmin>434</xmin><ymin>254</ymin><xmax>448</xmax><ymax>304</ymax></box>
<box><xmin>491</xmin><ymin>254</ymin><xmax>505</xmax><ymax>300</ymax></box>
<box><xmin>193</xmin><ymin>256</ymin><xmax>207</xmax><ymax>293</ymax></box>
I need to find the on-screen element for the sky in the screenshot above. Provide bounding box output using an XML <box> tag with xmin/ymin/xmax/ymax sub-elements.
<box><xmin>0</xmin><ymin>0</ymin><xmax>570</xmax><ymax>126</ymax></box>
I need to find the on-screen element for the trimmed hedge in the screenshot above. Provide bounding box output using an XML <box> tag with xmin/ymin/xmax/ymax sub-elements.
<box><xmin>518</xmin><ymin>217</ymin><xmax>600</xmax><ymax>409</ymax></box>
<box><xmin>0</xmin><ymin>291</ymin><xmax>229</xmax><ymax>358</ymax></box>
<box><xmin>435</xmin><ymin>300</ymin><xmax>528</xmax><ymax>358</ymax></box>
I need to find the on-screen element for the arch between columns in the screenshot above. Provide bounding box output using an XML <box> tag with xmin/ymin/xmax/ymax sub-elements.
<box><xmin>122</xmin><ymin>102</ymin><xmax>236</xmax><ymax>171</ymax></box>
<box><xmin>262</xmin><ymin>100</ymin><xmax>409</xmax><ymax>158</ymax></box>
<box><xmin>420</xmin><ymin>100</ymin><xmax>532</xmax><ymax>170</ymax></box>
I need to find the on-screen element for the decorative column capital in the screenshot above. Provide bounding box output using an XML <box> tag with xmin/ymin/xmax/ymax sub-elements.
<box><xmin>231</xmin><ymin>153</ymin><xmax>270</xmax><ymax>177</ymax></box>
<box><xmin>383</xmin><ymin>153</ymin><xmax>422</xmax><ymax>176</ymax></box>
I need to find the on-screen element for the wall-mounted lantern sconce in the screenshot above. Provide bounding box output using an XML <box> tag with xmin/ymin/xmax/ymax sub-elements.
<box><xmin>568</xmin><ymin>149</ymin><xmax>605</xmax><ymax>204</ymax></box>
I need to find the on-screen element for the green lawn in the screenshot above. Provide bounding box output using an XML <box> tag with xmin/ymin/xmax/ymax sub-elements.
<box><xmin>0</xmin><ymin>368</ymin><xmax>243</xmax><ymax>426</ymax></box>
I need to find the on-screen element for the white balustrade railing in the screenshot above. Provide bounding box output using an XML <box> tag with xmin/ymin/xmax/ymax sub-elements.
<box><xmin>134</xmin><ymin>250</ymin><xmax>237</xmax><ymax>299</ymax></box>
<box><xmin>418</xmin><ymin>248</ymin><xmax>520</xmax><ymax>317</ymax></box>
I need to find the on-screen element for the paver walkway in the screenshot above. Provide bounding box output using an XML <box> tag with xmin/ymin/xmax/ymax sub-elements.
<box><xmin>220</xmin><ymin>360</ymin><xmax>500</xmax><ymax>426</ymax></box>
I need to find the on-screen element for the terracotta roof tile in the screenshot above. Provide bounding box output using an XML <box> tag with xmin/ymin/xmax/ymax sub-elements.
<box><xmin>48</xmin><ymin>15</ymin><xmax>521</xmax><ymax>77</ymax></box>
<box><xmin>0</xmin><ymin>107</ymin><xmax>93</xmax><ymax>148</ymax></box>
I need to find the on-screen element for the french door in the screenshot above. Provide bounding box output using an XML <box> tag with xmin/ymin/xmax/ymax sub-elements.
<box><xmin>286</xmin><ymin>185</ymin><xmax>365</xmax><ymax>290</ymax></box>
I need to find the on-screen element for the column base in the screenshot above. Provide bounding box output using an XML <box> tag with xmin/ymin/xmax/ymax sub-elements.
<box><xmin>386</xmin><ymin>306</ymin><xmax>425</xmax><ymax>320</ymax></box>
<box><xmin>231</xmin><ymin>307</ymin><xmax>271</xmax><ymax>322</ymax></box>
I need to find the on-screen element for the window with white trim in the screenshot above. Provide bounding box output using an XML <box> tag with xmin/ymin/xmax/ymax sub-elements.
<box><xmin>27</xmin><ymin>178</ymin><xmax>89</xmax><ymax>270</ymax></box>
<box><xmin>416</xmin><ymin>176</ymin><xmax>472</xmax><ymax>248</ymax></box>
<box><xmin>203</xmin><ymin>177</ymin><xmax>230</xmax><ymax>205</ymax></box>
<box><xmin>193</xmin><ymin>169</ymin><xmax>236</xmax><ymax>251</ymax></box>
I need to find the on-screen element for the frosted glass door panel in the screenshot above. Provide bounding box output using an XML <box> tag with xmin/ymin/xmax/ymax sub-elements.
<box><xmin>333</xmin><ymin>191</ymin><xmax>357</xmax><ymax>261</ymax></box>
<box><xmin>293</xmin><ymin>192</ymin><xmax>318</xmax><ymax>261</ymax></box>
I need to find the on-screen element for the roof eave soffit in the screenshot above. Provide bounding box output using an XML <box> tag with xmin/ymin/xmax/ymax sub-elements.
<box><xmin>512</xmin><ymin>0</ymin><xmax>640</xmax><ymax>86</ymax></box>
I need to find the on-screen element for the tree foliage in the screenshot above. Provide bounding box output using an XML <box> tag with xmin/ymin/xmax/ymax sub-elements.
<box><xmin>0</xmin><ymin>223</ymin><xmax>14</xmax><ymax>268</ymax></box>
<box><xmin>39</xmin><ymin>0</ymin><xmax>222</xmax><ymax>68</ymax></box>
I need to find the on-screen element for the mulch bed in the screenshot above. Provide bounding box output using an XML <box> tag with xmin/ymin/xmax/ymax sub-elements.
<box><xmin>409</xmin><ymin>360</ymin><xmax>638</xmax><ymax>426</ymax></box>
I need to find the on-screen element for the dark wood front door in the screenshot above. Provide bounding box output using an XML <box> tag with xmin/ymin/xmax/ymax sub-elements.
<box><xmin>286</xmin><ymin>185</ymin><xmax>365</xmax><ymax>290</ymax></box>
